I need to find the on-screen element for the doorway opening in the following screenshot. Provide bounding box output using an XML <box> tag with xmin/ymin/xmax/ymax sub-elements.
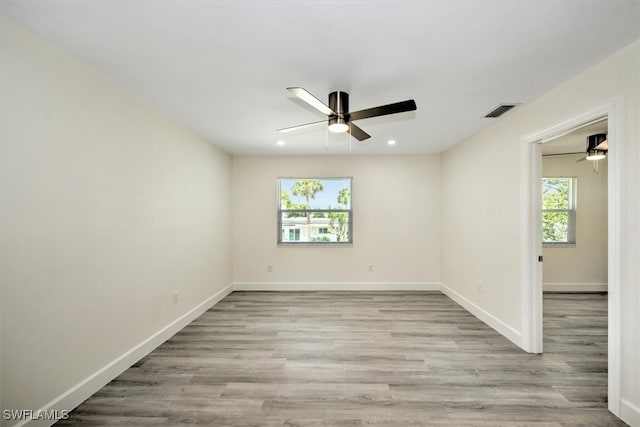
<box><xmin>541</xmin><ymin>119</ymin><xmax>610</xmax><ymax>409</ymax></box>
<box><xmin>520</xmin><ymin>100</ymin><xmax>623</xmax><ymax>418</ymax></box>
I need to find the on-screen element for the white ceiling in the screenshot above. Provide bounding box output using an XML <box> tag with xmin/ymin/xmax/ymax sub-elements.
<box><xmin>1</xmin><ymin>1</ymin><xmax>638</xmax><ymax>155</ymax></box>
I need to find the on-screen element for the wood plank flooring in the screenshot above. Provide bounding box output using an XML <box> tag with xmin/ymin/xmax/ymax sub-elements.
<box><xmin>58</xmin><ymin>292</ymin><xmax>624</xmax><ymax>426</ymax></box>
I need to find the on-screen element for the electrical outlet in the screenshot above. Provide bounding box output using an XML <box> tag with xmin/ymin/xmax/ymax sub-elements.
<box><xmin>477</xmin><ymin>281</ymin><xmax>483</xmax><ymax>293</ymax></box>
<box><xmin>368</xmin><ymin>264</ymin><xmax>374</xmax><ymax>272</ymax></box>
<box><xmin>267</xmin><ymin>264</ymin><xmax>273</xmax><ymax>273</ymax></box>
<box><xmin>172</xmin><ymin>291</ymin><xmax>179</xmax><ymax>304</ymax></box>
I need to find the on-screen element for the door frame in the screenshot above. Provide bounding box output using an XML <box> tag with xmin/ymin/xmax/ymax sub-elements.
<box><xmin>520</xmin><ymin>98</ymin><xmax>623</xmax><ymax>417</ymax></box>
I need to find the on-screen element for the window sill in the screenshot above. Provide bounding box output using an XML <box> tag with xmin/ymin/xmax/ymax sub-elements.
<box><xmin>278</xmin><ymin>243</ymin><xmax>353</xmax><ymax>247</ymax></box>
<box><xmin>543</xmin><ymin>243</ymin><xmax>576</xmax><ymax>248</ymax></box>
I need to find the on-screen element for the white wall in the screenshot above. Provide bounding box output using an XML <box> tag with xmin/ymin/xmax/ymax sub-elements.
<box><xmin>233</xmin><ymin>155</ymin><xmax>440</xmax><ymax>287</ymax></box>
<box><xmin>542</xmin><ymin>154</ymin><xmax>608</xmax><ymax>290</ymax></box>
<box><xmin>0</xmin><ymin>18</ymin><xmax>232</xmax><ymax>425</ymax></box>
<box><xmin>441</xmin><ymin>40</ymin><xmax>639</xmax><ymax>424</ymax></box>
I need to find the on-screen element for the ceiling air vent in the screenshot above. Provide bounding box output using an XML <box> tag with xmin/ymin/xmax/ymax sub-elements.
<box><xmin>484</xmin><ymin>104</ymin><xmax>519</xmax><ymax>118</ymax></box>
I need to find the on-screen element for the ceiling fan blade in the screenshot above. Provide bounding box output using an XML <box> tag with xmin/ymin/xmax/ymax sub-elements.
<box><xmin>542</xmin><ymin>152</ymin><xmax>584</xmax><ymax>157</ymax></box>
<box><xmin>287</xmin><ymin>87</ymin><xmax>336</xmax><ymax>115</ymax></box>
<box><xmin>348</xmin><ymin>99</ymin><xmax>416</xmax><ymax>121</ymax></box>
<box><xmin>595</xmin><ymin>140</ymin><xmax>608</xmax><ymax>150</ymax></box>
<box><xmin>348</xmin><ymin>122</ymin><xmax>371</xmax><ymax>141</ymax></box>
<box><xmin>277</xmin><ymin>119</ymin><xmax>327</xmax><ymax>133</ymax></box>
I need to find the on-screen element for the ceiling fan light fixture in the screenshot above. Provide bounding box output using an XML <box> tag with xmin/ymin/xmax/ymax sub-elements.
<box><xmin>586</xmin><ymin>150</ymin><xmax>606</xmax><ymax>161</ymax></box>
<box><xmin>328</xmin><ymin>117</ymin><xmax>349</xmax><ymax>133</ymax></box>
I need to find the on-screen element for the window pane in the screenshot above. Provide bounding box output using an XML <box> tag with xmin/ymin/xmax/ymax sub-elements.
<box><xmin>542</xmin><ymin>178</ymin><xmax>570</xmax><ymax>209</ymax></box>
<box><xmin>541</xmin><ymin>177</ymin><xmax>576</xmax><ymax>244</ymax></box>
<box><xmin>542</xmin><ymin>211</ymin><xmax>569</xmax><ymax>243</ymax></box>
<box><xmin>280</xmin><ymin>178</ymin><xmax>351</xmax><ymax>210</ymax></box>
<box><xmin>280</xmin><ymin>211</ymin><xmax>351</xmax><ymax>243</ymax></box>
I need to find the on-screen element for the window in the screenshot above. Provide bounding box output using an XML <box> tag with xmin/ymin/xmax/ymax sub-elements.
<box><xmin>278</xmin><ymin>178</ymin><xmax>352</xmax><ymax>244</ymax></box>
<box><xmin>542</xmin><ymin>177</ymin><xmax>576</xmax><ymax>244</ymax></box>
<box><xmin>288</xmin><ymin>229</ymin><xmax>300</xmax><ymax>241</ymax></box>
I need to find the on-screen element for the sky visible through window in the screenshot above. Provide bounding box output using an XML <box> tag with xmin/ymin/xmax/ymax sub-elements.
<box><xmin>280</xmin><ymin>178</ymin><xmax>351</xmax><ymax>209</ymax></box>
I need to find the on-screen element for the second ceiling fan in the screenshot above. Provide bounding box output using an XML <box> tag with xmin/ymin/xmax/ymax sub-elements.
<box><xmin>542</xmin><ymin>133</ymin><xmax>608</xmax><ymax>161</ymax></box>
<box><xmin>278</xmin><ymin>87</ymin><xmax>417</xmax><ymax>141</ymax></box>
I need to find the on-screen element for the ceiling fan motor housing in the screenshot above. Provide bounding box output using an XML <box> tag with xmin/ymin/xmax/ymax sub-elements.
<box><xmin>586</xmin><ymin>133</ymin><xmax>608</xmax><ymax>161</ymax></box>
<box><xmin>329</xmin><ymin>91</ymin><xmax>349</xmax><ymax>117</ymax></box>
<box><xmin>328</xmin><ymin>91</ymin><xmax>349</xmax><ymax>132</ymax></box>
<box><xmin>587</xmin><ymin>133</ymin><xmax>607</xmax><ymax>151</ymax></box>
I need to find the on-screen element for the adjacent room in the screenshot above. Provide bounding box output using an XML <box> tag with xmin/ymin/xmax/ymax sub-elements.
<box><xmin>1</xmin><ymin>1</ymin><xmax>639</xmax><ymax>426</ymax></box>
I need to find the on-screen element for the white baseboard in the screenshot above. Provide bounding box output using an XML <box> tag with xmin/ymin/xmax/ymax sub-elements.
<box><xmin>543</xmin><ymin>282</ymin><xmax>608</xmax><ymax>292</ymax></box>
<box><xmin>232</xmin><ymin>282</ymin><xmax>440</xmax><ymax>291</ymax></box>
<box><xmin>439</xmin><ymin>283</ymin><xmax>522</xmax><ymax>348</ymax></box>
<box><xmin>16</xmin><ymin>284</ymin><xmax>234</xmax><ymax>427</ymax></box>
<box><xmin>621</xmin><ymin>398</ymin><xmax>640</xmax><ymax>427</ymax></box>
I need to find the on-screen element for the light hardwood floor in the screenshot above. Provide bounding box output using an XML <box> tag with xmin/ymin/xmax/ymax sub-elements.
<box><xmin>58</xmin><ymin>291</ymin><xmax>624</xmax><ymax>426</ymax></box>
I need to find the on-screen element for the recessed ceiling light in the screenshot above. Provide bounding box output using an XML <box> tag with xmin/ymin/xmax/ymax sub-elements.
<box><xmin>276</xmin><ymin>140</ymin><xmax>285</xmax><ymax>146</ymax></box>
<box><xmin>388</xmin><ymin>140</ymin><xmax>396</xmax><ymax>146</ymax></box>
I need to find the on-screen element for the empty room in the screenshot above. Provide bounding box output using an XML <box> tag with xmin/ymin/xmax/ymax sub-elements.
<box><xmin>1</xmin><ymin>1</ymin><xmax>639</xmax><ymax>426</ymax></box>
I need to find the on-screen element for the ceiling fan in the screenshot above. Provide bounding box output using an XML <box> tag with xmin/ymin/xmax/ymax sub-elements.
<box><xmin>542</xmin><ymin>133</ymin><xmax>608</xmax><ymax>162</ymax></box>
<box><xmin>277</xmin><ymin>87</ymin><xmax>417</xmax><ymax>141</ymax></box>
<box><xmin>543</xmin><ymin>133</ymin><xmax>608</xmax><ymax>174</ymax></box>
<box><xmin>579</xmin><ymin>133</ymin><xmax>608</xmax><ymax>161</ymax></box>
